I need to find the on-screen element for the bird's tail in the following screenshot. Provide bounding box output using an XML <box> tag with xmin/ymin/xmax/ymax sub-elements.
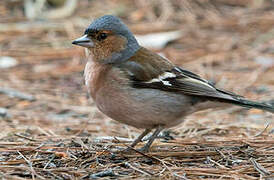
<box><xmin>227</xmin><ymin>98</ymin><xmax>274</xmax><ymax>113</ymax></box>
<box><xmin>214</xmin><ymin>89</ymin><xmax>274</xmax><ymax>113</ymax></box>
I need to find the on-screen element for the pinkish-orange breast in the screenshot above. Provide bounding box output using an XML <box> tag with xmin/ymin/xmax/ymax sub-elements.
<box><xmin>84</xmin><ymin>61</ymin><xmax>110</xmax><ymax>99</ymax></box>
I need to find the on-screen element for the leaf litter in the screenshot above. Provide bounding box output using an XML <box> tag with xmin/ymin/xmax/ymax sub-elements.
<box><xmin>0</xmin><ymin>0</ymin><xmax>273</xmax><ymax>179</ymax></box>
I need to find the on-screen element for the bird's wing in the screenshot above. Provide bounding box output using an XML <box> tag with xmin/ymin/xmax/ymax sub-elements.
<box><xmin>133</xmin><ymin>66</ymin><xmax>240</xmax><ymax>101</ymax></box>
<box><xmin>119</xmin><ymin>47</ymin><xmax>240</xmax><ymax>101</ymax></box>
<box><xmin>117</xmin><ymin>47</ymin><xmax>274</xmax><ymax>113</ymax></box>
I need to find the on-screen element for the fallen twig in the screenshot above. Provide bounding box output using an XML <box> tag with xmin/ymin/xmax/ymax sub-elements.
<box><xmin>0</xmin><ymin>87</ymin><xmax>35</xmax><ymax>101</ymax></box>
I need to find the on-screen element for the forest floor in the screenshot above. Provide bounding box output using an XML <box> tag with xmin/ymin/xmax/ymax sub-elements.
<box><xmin>0</xmin><ymin>0</ymin><xmax>273</xmax><ymax>179</ymax></box>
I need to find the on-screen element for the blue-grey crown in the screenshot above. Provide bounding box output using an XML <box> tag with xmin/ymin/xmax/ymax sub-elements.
<box><xmin>86</xmin><ymin>15</ymin><xmax>140</xmax><ymax>64</ymax></box>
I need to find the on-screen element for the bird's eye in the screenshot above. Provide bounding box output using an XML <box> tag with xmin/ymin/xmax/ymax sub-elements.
<box><xmin>98</xmin><ymin>33</ymin><xmax>108</xmax><ymax>41</ymax></box>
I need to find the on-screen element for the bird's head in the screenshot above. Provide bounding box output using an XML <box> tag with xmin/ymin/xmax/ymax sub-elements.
<box><xmin>72</xmin><ymin>15</ymin><xmax>140</xmax><ymax>64</ymax></box>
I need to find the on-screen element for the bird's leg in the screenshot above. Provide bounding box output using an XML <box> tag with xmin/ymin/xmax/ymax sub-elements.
<box><xmin>130</xmin><ymin>129</ymin><xmax>151</xmax><ymax>148</ymax></box>
<box><xmin>139</xmin><ymin>126</ymin><xmax>164</xmax><ymax>152</ymax></box>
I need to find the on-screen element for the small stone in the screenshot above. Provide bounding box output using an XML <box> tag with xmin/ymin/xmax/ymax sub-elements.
<box><xmin>136</xmin><ymin>30</ymin><xmax>183</xmax><ymax>49</ymax></box>
<box><xmin>0</xmin><ymin>56</ymin><xmax>18</xmax><ymax>69</ymax></box>
<box><xmin>254</xmin><ymin>56</ymin><xmax>274</xmax><ymax>68</ymax></box>
<box><xmin>0</xmin><ymin>108</ymin><xmax>8</xmax><ymax>117</ymax></box>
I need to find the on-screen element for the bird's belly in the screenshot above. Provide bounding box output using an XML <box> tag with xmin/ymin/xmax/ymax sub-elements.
<box><xmin>94</xmin><ymin>86</ymin><xmax>194</xmax><ymax>129</ymax></box>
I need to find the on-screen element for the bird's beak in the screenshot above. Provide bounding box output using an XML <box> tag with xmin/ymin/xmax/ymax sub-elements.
<box><xmin>72</xmin><ymin>34</ymin><xmax>94</xmax><ymax>48</ymax></box>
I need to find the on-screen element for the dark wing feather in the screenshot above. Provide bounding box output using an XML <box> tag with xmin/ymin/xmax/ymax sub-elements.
<box><xmin>133</xmin><ymin>66</ymin><xmax>238</xmax><ymax>100</ymax></box>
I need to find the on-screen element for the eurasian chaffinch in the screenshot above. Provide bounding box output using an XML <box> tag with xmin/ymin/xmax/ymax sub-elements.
<box><xmin>72</xmin><ymin>15</ymin><xmax>274</xmax><ymax>152</ymax></box>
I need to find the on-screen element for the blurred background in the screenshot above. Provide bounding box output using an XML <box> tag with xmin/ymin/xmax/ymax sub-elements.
<box><xmin>0</xmin><ymin>0</ymin><xmax>274</xmax><ymax>148</ymax></box>
<box><xmin>0</xmin><ymin>0</ymin><xmax>274</xmax><ymax>179</ymax></box>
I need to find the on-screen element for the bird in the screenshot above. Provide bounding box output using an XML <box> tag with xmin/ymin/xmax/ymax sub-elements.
<box><xmin>72</xmin><ymin>15</ymin><xmax>274</xmax><ymax>152</ymax></box>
